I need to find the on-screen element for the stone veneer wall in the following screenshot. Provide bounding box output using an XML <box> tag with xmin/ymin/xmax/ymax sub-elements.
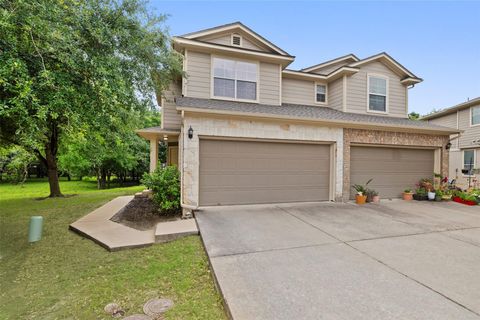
<box><xmin>181</xmin><ymin>115</ymin><xmax>344</xmax><ymax>206</ymax></box>
<box><xmin>343</xmin><ymin>128</ymin><xmax>450</xmax><ymax>201</ymax></box>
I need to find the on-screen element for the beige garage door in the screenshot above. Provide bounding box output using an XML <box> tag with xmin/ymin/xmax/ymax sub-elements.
<box><xmin>350</xmin><ymin>146</ymin><xmax>434</xmax><ymax>199</ymax></box>
<box><xmin>199</xmin><ymin>139</ymin><xmax>331</xmax><ymax>206</ymax></box>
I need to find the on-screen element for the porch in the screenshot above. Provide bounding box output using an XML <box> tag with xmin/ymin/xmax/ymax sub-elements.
<box><xmin>136</xmin><ymin>126</ymin><xmax>180</xmax><ymax>172</ymax></box>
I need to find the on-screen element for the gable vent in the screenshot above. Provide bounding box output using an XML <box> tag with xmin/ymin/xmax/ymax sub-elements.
<box><xmin>231</xmin><ymin>34</ymin><xmax>242</xmax><ymax>46</ymax></box>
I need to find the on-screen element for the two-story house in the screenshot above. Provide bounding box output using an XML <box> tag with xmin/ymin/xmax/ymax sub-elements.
<box><xmin>422</xmin><ymin>97</ymin><xmax>480</xmax><ymax>188</ymax></box>
<box><xmin>137</xmin><ymin>22</ymin><xmax>457</xmax><ymax>210</ymax></box>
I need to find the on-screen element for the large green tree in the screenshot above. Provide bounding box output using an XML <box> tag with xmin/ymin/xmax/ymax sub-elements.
<box><xmin>0</xmin><ymin>0</ymin><xmax>181</xmax><ymax>196</ymax></box>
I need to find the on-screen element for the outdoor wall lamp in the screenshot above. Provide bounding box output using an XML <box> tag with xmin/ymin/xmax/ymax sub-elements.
<box><xmin>188</xmin><ymin>126</ymin><xmax>193</xmax><ymax>139</ymax></box>
<box><xmin>445</xmin><ymin>142</ymin><xmax>451</xmax><ymax>150</ymax></box>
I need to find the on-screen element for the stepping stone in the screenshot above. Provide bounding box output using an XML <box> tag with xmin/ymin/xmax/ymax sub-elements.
<box><xmin>143</xmin><ymin>298</ymin><xmax>174</xmax><ymax>316</ymax></box>
<box><xmin>104</xmin><ymin>303</ymin><xmax>124</xmax><ymax>317</ymax></box>
<box><xmin>123</xmin><ymin>314</ymin><xmax>152</xmax><ymax>320</ymax></box>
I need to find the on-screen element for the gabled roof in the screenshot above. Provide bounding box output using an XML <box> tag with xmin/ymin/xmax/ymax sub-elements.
<box><xmin>180</xmin><ymin>21</ymin><xmax>290</xmax><ymax>56</ymax></box>
<box><xmin>176</xmin><ymin>97</ymin><xmax>459</xmax><ymax>135</ymax></box>
<box><xmin>301</xmin><ymin>54</ymin><xmax>360</xmax><ymax>73</ymax></box>
<box><xmin>348</xmin><ymin>52</ymin><xmax>422</xmax><ymax>84</ymax></box>
<box><xmin>421</xmin><ymin>97</ymin><xmax>480</xmax><ymax>120</ymax></box>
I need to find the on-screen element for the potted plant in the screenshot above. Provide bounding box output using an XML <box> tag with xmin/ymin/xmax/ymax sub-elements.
<box><xmin>413</xmin><ymin>187</ymin><xmax>428</xmax><ymax>201</ymax></box>
<box><xmin>442</xmin><ymin>189</ymin><xmax>452</xmax><ymax>201</ymax></box>
<box><xmin>352</xmin><ymin>179</ymin><xmax>372</xmax><ymax>205</ymax></box>
<box><xmin>434</xmin><ymin>189</ymin><xmax>443</xmax><ymax>202</ymax></box>
<box><xmin>403</xmin><ymin>188</ymin><xmax>413</xmax><ymax>201</ymax></box>
<box><xmin>427</xmin><ymin>189</ymin><xmax>436</xmax><ymax>201</ymax></box>
<box><xmin>366</xmin><ymin>189</ymin><xmax>380</xmax><ymax>203</ymax></box>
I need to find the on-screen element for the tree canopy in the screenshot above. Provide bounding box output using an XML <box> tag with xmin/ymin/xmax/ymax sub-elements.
<box><xmin>0</xmin><ymin>0</ymin><xmax>182</xmax><ymax>196</ymax></box>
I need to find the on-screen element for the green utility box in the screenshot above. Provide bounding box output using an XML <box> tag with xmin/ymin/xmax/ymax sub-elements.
<box><xmin>28</xmin><ymin>216</ymin><xmax>43</xmax><ymax>243</ymax></box>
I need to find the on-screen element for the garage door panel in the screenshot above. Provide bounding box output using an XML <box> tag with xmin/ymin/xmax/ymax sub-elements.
<box><xmin>351</xmin><ymin>146</ymin><xmax>434</xmax><ymax>199</ymax></box>
<box><xmin>199</xmin><ymin>139</ymin><xmax>331</xmax><ymax>206</ymax></box>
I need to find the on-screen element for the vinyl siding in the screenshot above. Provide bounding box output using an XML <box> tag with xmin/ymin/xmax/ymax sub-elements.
<box><xmin>259</xmin><ymin>62</ymin><xmax>281</xmax><ymax>105</ymax></box>
<box><xmin>309</xmin><ymin>60</ymin><xmax>352</xmax><ymax>75</ymax></box>
<box><xmin>346</xmin><ymin>61</ymin><xmax>407</xmax><ymax>118</ymax></box>
<box><xmin>198</xmin><ymin>33</ymin><xmax>271</xmax><ymax>52</ymax></box>
<box><xmin>328</xmin><ymin>78</ymin><xmax>343</xmax><ymax>111</ymax></box>
<box><xmin>429</xmin><ymin>112</ymin><xmax>459</xmax><ymax>148</ymax></box>
<box><xmin>282</xmin><ymin>78</ymin><xmax>315</xmax><ymax>106</ymax></box>
<box><xmin>185</xmin><ymin>50</ymin><xmax>211</xmax><ymax>99</ymax></box>
<box><xmin>161</xmin><ymin>81</ymin><xmax>182</xmax><ymax>129</ymax></box>
<box><xmin>458</xmin><ymin>106</ymin><xmax>480</xmax><ymax>148</ymax></box>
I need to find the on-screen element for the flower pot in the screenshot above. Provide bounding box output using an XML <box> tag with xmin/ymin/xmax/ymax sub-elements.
<box><xmin>355</xmin><ymin>194</ymin><xmax>367</xmax><ymax>205</ymax></box>
<box><xmin>403</xmin><ymin>193</ymin><xmax>413</xmax><ymax>201</ymax></box>
<box><xmin>413</xmin><ymin>194</ymin><xmax>428</xmax><ymax>201</ymax></box>
<box><xmin>372</xmin><ymin>195</ymin><xmax>380</xmax><ymax>203</ymax></box>
<box><xmin>435</xmin><ymin>195</ymin><xmax>442</xmax><ymax>202</ymax></box>
<box><xmin>441</xmin><ymin>195</ymin><xmax>452</xmax><ymax>201</ymax></box>
<box><xmin>427</xmin><ymin>192</ymin><xmax>436</xmax><ymax>200</ymax></box>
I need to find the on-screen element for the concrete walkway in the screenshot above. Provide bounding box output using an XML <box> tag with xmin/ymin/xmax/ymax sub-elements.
<box><xmin>197</xmin><ymin>201</ymin><xmax>480</xmax><ymax>320</ymax></box>
<box><xmin>70</xmin><ymin>196</ymin><xmax>198</xmax><ymax>251</ymax></box>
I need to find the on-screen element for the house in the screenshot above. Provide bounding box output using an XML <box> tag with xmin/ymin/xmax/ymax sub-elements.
<box><xmin>136</xmin><ymin>22</ymin><xmax>458</xmax><ymax>210</ymax></box>
<box><xmin>422</xmin><ymin>97</ymin><xmax>480</xmax><ymax>189</ymax></box>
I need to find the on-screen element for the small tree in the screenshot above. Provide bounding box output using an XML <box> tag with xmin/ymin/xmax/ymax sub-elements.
<box><xmin>142</xmin><ymin>166</ymin><xmax>180</xmax><ymax>214</ymax></box>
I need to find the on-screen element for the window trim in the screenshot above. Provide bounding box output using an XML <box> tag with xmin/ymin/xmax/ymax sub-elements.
<box><xmin>210</xmin><ymin>55</ymin><xmax>260</xmax><ymax>103</ymax></box>
<box><xmin>231</xmin><ymin>33</ymin><xmax>242</xmax><ymax>47</ymax></box>
<box><xmin>366</xmin><ymin>73</ymin><xmax>389</xmax><ymax>114</ymax></box>
<box><xmin>462</xmin><ymin>149</ymin><xmax>476</xmax><ymax>177</ymax></box>
<box><xmin>470</xmin><ymin>105</ymin><xmax>480</xmax><ymax>127</ymax></box>
<box><xmin>314</xmin><ymin>82</ymin><xmax>328</xmax><ymax>105</ymax></box>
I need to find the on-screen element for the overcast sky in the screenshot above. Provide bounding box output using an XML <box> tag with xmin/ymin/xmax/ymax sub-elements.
<box><xmin>151</xmin><ymin>0</ymin><xmax>480</xmax><ymax>115</ymax></box>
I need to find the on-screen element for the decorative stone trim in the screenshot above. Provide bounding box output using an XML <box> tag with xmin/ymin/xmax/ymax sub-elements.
<box><xmin>343</xmin><ymin>128</ymin><xmax>449</xmax><ymax>201</ymax></box>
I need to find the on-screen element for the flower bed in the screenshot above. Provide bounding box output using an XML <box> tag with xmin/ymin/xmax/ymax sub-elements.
<box><xmin>452</xmin><ymin>196</ymin><xmax>478</xmax><ymax>206</ymax></box>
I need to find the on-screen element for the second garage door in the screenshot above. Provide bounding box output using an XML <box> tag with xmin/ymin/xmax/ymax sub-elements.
<box><xmin>350</xmin><ymin>146</ymin><xmax>434</xmax><ymax>199</ymax></box>
<box><xmin>199</xmin><ymin>139</ymin><xmax>331</xmax><ymax>206</ymax></box>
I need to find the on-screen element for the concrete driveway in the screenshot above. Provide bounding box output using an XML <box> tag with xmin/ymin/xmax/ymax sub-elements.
<box><xmin>196</xmin><ymin>200</ymin><xmax>480</xmax><ymax>320</ymax></box>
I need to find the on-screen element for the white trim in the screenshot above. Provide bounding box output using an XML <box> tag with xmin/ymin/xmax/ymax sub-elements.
<box><xmin>405</xmin><ymin>86</ymin><xmax>408</xmax><ymax>115</ymax></box>
<box><xmin>456</xmin><ymin>110</ymin><xmax>460</xmax><ymax>149</ymax></box>
<box><xmin>314</xmin><ymin>82</ymin><xmax>328</xmax><ymax>105</ymax></box>
<box><xmin>302</xmin><ymin>54</ymin><xmax>359</xmax><ymax>73</ymax></box>
<box><xmin>470</xmin><ymin>105</ymin><xmax>480</xmax><ymax>127</ymax></box>
<box><xmin>210</xmin><ymin>55</ymin><xmax>260</xmax><ymax>103</ymax></box>
<box><xmin>282</xmin><ymin>67</ymin><xmax>358</xmax><ymax>81</ymax></box>
<box><xmin>183</xmin><ymin>49</ymin><xmax>188</xmax><ymax>96</ymax></box>
<box><xmin>462</xmin><ymin>149</ymin><xmax>476</xmax><ymax>177</ymax></box>
<box><xmin>366</xmin><ymin>73</ymin><xmax>389</xmax><ymax>114</ymax></box>
<box><xmin>231</xmin><ymin>33</ymin><xmax>242</xmax><ymax>47</ymax></box>
<box><xmin>179</xmin><ymin>24</ymin><xmax>289</xmax><ymax>56</ymax></box>
<box><xmin>342</xmin><ymin>75</ymin><xmax>347</xmax><ymax>112</ymax></box>
<box><xmin>278</xmin><ymin>64</ymin><xmax>282</xmax><ymax>105</ymax></box>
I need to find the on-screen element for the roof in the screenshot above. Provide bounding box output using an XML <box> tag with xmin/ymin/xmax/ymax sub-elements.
<box><xmin>175</xmin><ymin>97</ymin><xmax>458</xmax><ymax>135</ymax></box>
<box><xmin>179</xmin><ymin>21</ymin><xmax>290</xmax><ymax>56</ymax></box>
<box><xmin>421</xmin><ymin>97</ymin><xmax>480</xmax><ymax>120</ymax></box>
<box><xmin>301</xmin><ymin>54</ymin><xmax>360</xmax><ymax>73</ymax></box>
<box><xmin>135</xmin><ymin>127</ymin><xmax>180</xmax><ymax>139</ymax></box>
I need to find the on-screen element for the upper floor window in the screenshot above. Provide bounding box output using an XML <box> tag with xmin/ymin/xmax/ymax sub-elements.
<box><xmin>315</xmin><ymin>84</ymin><xmax>327</xmax><ymax>103</ymax></box>
<box><xmin>471</xmin><ymin>106</ymin><xmax>480</xmax><ymax>126</ymax></box>
<box><xmin>463</xmin><ymin>150</ymin><xmax>475</xmax><ymax>174</ymax></box>
<box><xmin>213</xmin><ymin>57</ymin><xmax>257</xmax><ymax>101</ymax></box>
<box><xmin>368</xmin><ymin>75</ymin><xmax>388</xmax><ymax>113</ymax></box>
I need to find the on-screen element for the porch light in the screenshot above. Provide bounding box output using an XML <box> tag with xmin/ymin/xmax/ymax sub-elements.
<box><xmin>188</xmin><ymin>126</ymin><xmax>194</xmax><ymax>139</ymax></box>
<box><xmin>445</xmin><ymin>142</ymin><xmax>451</xmax><ymax>150</ymax></box>
<box><xmin>163</xmin><ymin>134</ymin><xmax>168</xmax><ymax>141</ymax></box>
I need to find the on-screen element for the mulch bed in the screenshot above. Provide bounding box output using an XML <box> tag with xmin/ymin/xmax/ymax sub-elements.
<box><xmin>111</xmin><ymin>197</ymin><xmax>180</xmax><ymax>231</ymax></box>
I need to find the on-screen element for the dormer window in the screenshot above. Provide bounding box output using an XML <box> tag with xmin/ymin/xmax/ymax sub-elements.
<box><xmin>368</xmin><ymin>74</ymin><xmax>388</xmax><ymax>113</ymax></box>
<box><xmin>213</xmin><ymin>57</ymin><xmax>257</xmax><ymax>101</ymax></box>
<box><xmin>231</xmin><ymin>34</ymin><xmax>242</xmax><ymax>46</ymax></box>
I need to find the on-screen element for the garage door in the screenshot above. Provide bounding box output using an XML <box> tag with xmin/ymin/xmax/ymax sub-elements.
<box><xmin>350</xmin><ymin>146</ymin><xmax>434</xmax><ymax>199</ymax></box>
<box><xmin>199</xmin><ymin>139</ymin><xmax>331</xmax><ymax>206</ymax></box>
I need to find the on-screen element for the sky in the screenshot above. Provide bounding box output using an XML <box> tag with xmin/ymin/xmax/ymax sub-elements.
<box><xmin>149</xmin><ymin>1</ymin><xmax>480</xmax><ymax>115</ymax></box>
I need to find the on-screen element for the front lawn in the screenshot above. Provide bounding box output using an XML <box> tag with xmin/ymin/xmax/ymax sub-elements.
<box><xmin>0</xmin><ymin>179</ymin><xmax>225</xmax><ymax>319</ymax></box>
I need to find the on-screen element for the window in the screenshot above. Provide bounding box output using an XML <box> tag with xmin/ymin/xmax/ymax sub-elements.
<box><xmin>471</xmin><ymin>106</ymin><xmax>480</xmax><ymax>126</ymax></box>
<box><xmin>368</xmin><ymin>76</ymin><xmax>388</xmax><ymax>112</ymax></box>
<box><xmin>316</xmin><ymin>84</ymin><xmax>326</xmax><ymax>103</ymax></box>
<box><xmin>213</xmin><ymin>58</ymin><xmax>257</xmax><ymax>101</ymax></box>
<box><xmin>463</xmin><ymin>150</ymin><xmax>475</xmax><ymax>174</ymax></box>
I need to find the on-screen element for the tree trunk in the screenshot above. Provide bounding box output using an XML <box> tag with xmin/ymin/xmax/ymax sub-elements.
<box><xmin>98</xmin><ymin>168</ymin><xmax>107</xmax><ymax>189</ymax></box>
<box><xmin>45</xmin><ymin>142</ymin><xmax>62</xmax><ymax>197</ymax></box>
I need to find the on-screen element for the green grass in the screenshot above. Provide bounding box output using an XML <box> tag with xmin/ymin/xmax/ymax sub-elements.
<box><xmin>0</xmin><ymin>179</ymin><xmax>225</xmax><ymax>319</ymax></box>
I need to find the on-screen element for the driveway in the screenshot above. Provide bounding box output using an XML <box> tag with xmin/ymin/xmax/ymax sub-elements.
<box><xmin>196</xmin><ymin>200</ymin><xmax>480</xmax><ymax>320</ymax></box>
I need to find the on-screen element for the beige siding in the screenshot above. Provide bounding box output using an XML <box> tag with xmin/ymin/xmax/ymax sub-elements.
<box><xmin>259</xmin><ymin>62</ymin><xmax>280</xmax><ymax>105</ymax></box>
<box><xmin>198</xmin><ymin>33</ymin><xmax>270</xmax><ymax>52</ymax></box>
<box><xmin>282</xmin><ymin>78</ymin><xmax>315</xmax><ymax>105</ymax></box>
<box><xmin>346</xmin><ymin>61</ymin><xmax>407</xmax><ymax>118</ymax></box>
<box><xmin>185</xmin><ymin>51</ymin><xmax>211</xmax><ymax>99</ymax></box>
<box><xmin>161</xmin><ymin>81</ymin><xmax>182</xmax><ymax>129</ymax></box>
<box><xmin>429</xmin><ymin>112</ymin><xmax>459</xmax><ymax>148</ymax></box>
<box><xmin>458</xmin><ymin>105</ymin><xmax>480</xmax><ymax>148</ymax></box>
<box><xmin>310</xmin><ymin>60</ymin><xmax>351</xmax><ymax>75</ymax></box>
<box><xmin>328</xmin><ymin>78</ymin><xmax>343</xmax><ymax>111</ymax></box>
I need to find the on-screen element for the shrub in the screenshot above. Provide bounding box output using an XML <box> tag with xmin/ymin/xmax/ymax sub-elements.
<box><xmin>141</xmin><ymin>166</ymin><xmax>181</xmax><ymax>214</ymax></box>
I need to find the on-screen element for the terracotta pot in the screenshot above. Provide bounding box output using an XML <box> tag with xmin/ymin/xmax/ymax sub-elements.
<box><xmin>403</xmin><ymin>193</ymin><xmax>413</xmax><ymax>201</ymax></box>
<box><xmin>372</xmin><ymin>195</ymin><xmax>380</xmax><ymax>203</ymax></box>
<box><xmin>355</xmin><ymin>194</ymin><xmax>367</xmax><ymax>205</ymax></box>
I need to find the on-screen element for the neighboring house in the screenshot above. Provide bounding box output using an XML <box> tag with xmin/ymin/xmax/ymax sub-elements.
<box><xmin>422</xmin><ymin>97</ymin><xmax>480</xmax><ymax>189</ymax></box>
<box><xmin>137</xmin><ymin>22</ymin><xmax>457</xmax><ymax>209</ymax></box>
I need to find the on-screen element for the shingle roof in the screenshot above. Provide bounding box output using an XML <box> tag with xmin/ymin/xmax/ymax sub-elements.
<box><xmin>175</xmin><ymin>97</ymin><xmax>458</xmax><ymax>134</ymax></box>
<box><xmin>421</xmin><ymin>97</ymin><xmax>480</xmax><ymax>120</ymax></box>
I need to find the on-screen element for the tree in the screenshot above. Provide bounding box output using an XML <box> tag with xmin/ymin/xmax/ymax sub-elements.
<box><xmin>408</xmin><ymin>112</ymin><xmax>420</xmax><ymax>120</ymax></box>
<box><xmin>0</xmin><ymin>0</ymin><xmax>182</xmax><ymax>197</ymax></box>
